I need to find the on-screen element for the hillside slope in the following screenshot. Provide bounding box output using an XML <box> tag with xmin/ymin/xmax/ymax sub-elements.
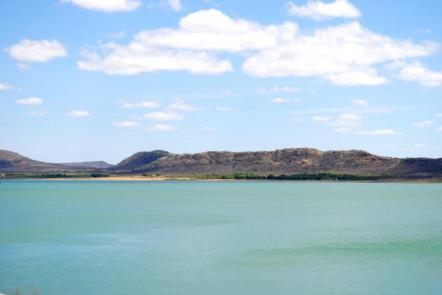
<box><xmin>0</xmin><ymin>150</ymin><xmax>110</xmax><ymax>173</ymax></box>
<box><xmin>114</xmin><ymin>148</ymin><xmax>442</xmax><ymax>178</ymax></box>
<box><xmin>2</xmin><ymin>148</ymin><xmax>442</xmax><ymax>179</ymax></box>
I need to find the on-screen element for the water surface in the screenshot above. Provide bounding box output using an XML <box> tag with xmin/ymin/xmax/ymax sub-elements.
<box><xmin>1</xmin><ymin>180</ymin><xmax>442</xmax><ymax>295</ymax></box>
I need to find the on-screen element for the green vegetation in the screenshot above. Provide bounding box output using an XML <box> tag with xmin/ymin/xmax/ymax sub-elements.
<box><xmin>194</xmin><ymin>172</ymin><xmax>391</xmax><ymax>181</ymax></box>
<box><xmin>0</xmin><ymin>173</ymin><xmax>110</xmax><ymax>179</ymax></box>
<box><xmin>0</xmin><ymin>172</ymin><xmax>393</xmax><ymax>181</ymax></box>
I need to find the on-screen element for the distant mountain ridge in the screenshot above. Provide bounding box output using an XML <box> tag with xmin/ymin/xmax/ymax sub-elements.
<box><xmin>1</xmin><ymin>148</ymin><xmax>442</xmax><ymax>179</ymax></box>
<box><xmin>61</xmin><ymin>161</ymin><xmax>114</xmax><ymax>169</ymax></box>
<box><xmin>0</xmin><ymin>150</ymin><xmax>113</xmax><ymax>173</ymax></box>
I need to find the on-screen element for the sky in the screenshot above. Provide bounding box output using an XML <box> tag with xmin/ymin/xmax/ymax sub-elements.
<box><xmin>0</xmin><ymin>0</ymin><xmax>441</xmax><ymax>164</ymax></box>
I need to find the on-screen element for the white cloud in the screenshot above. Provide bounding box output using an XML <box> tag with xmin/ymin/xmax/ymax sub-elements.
<box><xmin>334</xmin><ymin>112</ymin><xmax>362</xmax><ymax>128</ymax></box>
<box><xmin>168</xmin><ymin>100</ymin><xmax>201</xmax><ymax>111</ymax></box>
<box><xmin>326</xmin><ymin>69</ymin><xmax>387</xmax><ymax>86</ymax></box>
<box><xmin>412</xmin><ymin>120</ymin><xmax>433</xmax><ymax>127</ymax></box>
<box><xmin>61</xmin><ymin>0</ymin><xmax>141</xmax><ymax>12</ymax></box>
<box><xmin>257</xmin><ymin>86</ymin><xmax>299</xmax><ymax>95</ymax></box>
<box><xmin>134</xmin><ymin>9</ymin><xmax>298</xmax><ymax>52</ymax></box>
<box><xmin>0</xmin><ymin>83</ymin><xmax>13</xmax><ymax>90</ymax></box>
<box><xmin>77</xmin><ymin>9</ymin><xmax>294</xmax><ymax>75</ymax></box>
<box><xmin>77</xmin><ymin>9</ymin><xmax>438</xmax><ymax>86</ymax></box>
<box><xmin>17</xmin><ymin>97</ymin><xmax>43</xmax><ymax>105</ymax></box>
<box><xmin>397</xmin><ymin>62</ymin><xmax>442</xmax><ymax>87</ymax></box>
<box><xmin>114</xmin><ymin>120</ymin><xmax>140</xmax><ymax>128</ymax></box>
<box><xmin>437</xmin><ymin>113</ymin><xmax>442</xmax><ymax>117</ymax></box>
<box><xmin>438</xmin><ymin>126</ymin><xmax>442</xmax><ymax>131</ymax></box>
<box><xmin>270</xmin><ymin>97</ymin><xmax>302</xmax><ymax>104</ymax></box>
<box><xmin>8</xmin><ymin>39</ymin><xmax>67</xmax><ymax>62</ymax></box>
<box><xmin>351</xmin><ymin>99</ymin><xmax>368</xmax><ymax>106</ymax></box>
<box><xmin>119</xmin><ymin>100</ymin><xmax>160</xmax><ymax>108</ymax></box>
<box><xmin>271</xmin><ymin>97</ymin><xmax>290</xmax><ymax>104</ymax></box>
<box><xmin>168</xmin><ymin>0</ymin><xmax>182</xmax><ymax>11</ymax></box>
<box><xmin>144</xmin><ymin>111</ymin><xmax>184</xmax><ymax>121</ymax></box>
<box><xmin>146</xmin><ymin>124</ymin><xmax>179</xmax><ymax>131</ymax></box>
<box><xmin>312</xmin><ymin>115</ymin><xmax>332</xmax><ymax>122</ymax></box>
<box><xmin>67</xmin><ymin>110</ymin><xmax>91</xmax><ymax>117</ymax></box>
<box><xmin>287</xmin><ymin>0</ymin><xmax>361</xmax><ymax>20</ymax></box>
<box><xmin>29</xmin><ymin>110</ymin><xmax>48</xmax><ymax>116</ymax></box>
<box><xmin>312</xmin><ymin>111</ymin><xmax>397</xmax><ymax>136</ymax></box>
<box><xmin>78</xmin><ymin>45</ymin><xmax>232</xmax><ymax>75</ymax></box>
<box><xmin>243</xmin><ymin>22</ymin><xmax>435</xmax><ymax>85</ymax></box>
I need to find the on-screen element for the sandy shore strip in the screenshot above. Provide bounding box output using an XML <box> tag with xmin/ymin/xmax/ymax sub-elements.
<box><xmin>35</xmin><ymin>176</ymin><xmax>192</xmax><ymax>181</ymax></box>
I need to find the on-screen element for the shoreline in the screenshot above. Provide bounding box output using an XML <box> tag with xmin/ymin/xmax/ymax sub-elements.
<box><xmin>2</xmin><ymin>176</ymin><xmax>442</xmax><ymax>183</ymax></box>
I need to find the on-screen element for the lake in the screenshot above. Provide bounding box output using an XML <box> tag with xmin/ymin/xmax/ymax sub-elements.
<box><xmin>1</xmin><ymin>180</ymin><xmax>442</xmax><ymax>295</ymax></box>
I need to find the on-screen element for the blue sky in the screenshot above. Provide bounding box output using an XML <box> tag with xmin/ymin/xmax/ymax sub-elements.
<box><xmin>0</xmin><ymin>0</ymin><xmax>441</xmax><ymax>163</ymax></box>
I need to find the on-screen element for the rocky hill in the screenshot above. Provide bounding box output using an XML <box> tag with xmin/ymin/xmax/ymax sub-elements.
<box><xmin>113</xmin><ymin>150</ymin><xmax>171</xmax><ymax>172</ymax></box>
<box><xmin>2</xmin><ymin>148</ymin><xmax>442</xmax><ymax>179</ymax></box>
<box><xmin>113</xmin><ymin>148</ymin><xmax>442</xmax><ymax>179</ymax></box>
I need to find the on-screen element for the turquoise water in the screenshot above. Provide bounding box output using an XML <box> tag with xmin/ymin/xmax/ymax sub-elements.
<box><xmin>1</xmin><ymin>180</ymin><xmax>442</xmax><ymax>295</ymax></box>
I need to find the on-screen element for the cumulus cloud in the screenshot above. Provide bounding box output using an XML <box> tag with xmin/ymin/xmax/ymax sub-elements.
<box><xmin>286</xmin><ymin>0</ymin><xmax>361</xmax><ymax>20</ymax></box>
<box><xmin>114</xmin><ymin>120</ymin><xmax>140</xmax><ymax>127</ymax></box>
<box><xmin>134</xmin><ymin>9</ymin><xmax>297</xmax><ymax>52</ymax></box>
<box><xmin>119</xmin><ymin>100</ymin><xmax>160</xmax><ymax>108</ymax></box>
<box><xmin>168</xmin><ymin>0</ymin><xmax>182</xmax><ymax>11</ymax></box>
<box><xmin>17</xmin><ymin>97</ymin><xmax>43</xmax><ymax>105</ymax></box>
<box><xmin>397</xmin><ymin>62</ymin><xmax>442</xmax><ymax>87</ymax></box>
<box><xmin>78</xmin><ymin>45</ymin><xmax>232</xmax><ymax>75</ymax></box>
<box><xmin>67</xmin><ymin>110</ymin><xmax>91</xmax><ymax>117</ymax></box>
<box><xmin>0</xmin><ymin>83</ymin><xmax>13</xmax><ymax>90</ymax></box>
<box><xmin>168</xmin><ymin>100</ymin><xmax>201</xmax><ymax>111</ymax></box>
<box><xmin>77</xmin><ymin>9</ymin><xmax>292</xmax><ymax>75</ymax></box>
<box><xmin>333</xmin><ymin>112</ymin><xmax>362</xmax><ymax>128</ymax></box>
<box><xmin>312</xmin><ymin>110</ymin><xmax>398</xmax><ymax>136</ymax></box>
<box><xmin>77</xmin><ymin>9</ymin><xmax>438</xmax><ymax>86</ymax></box>
<box><xmin>243</xmin><ymin>22</ymin><xmax>435</xmax><ymax>85</ymax></box>
<box><xmin>144</xmin><ymin>111</ymin><xmax>184</xmax><ymax>121</ymax></box>
<box><xmin>412</xmin><ymin>120</ymin><xmax>433</xmax><ymax>127</ymax></box>
<box><xmin>61</xmin><ymin>0</ymin><xmax>141</xmax><ymax>12</ymax></box>
<box><xmin>257</xmin><ymin>86</ymin><xmax>299</xmax><ymax>95</ymax></box>
<box><xmin>270</xmin><ymin>97</ymin><xmax>302</xmax><ymax>104</ymax></box>
<box><xmin>146</xmin><ymin>124</ymin><xmax>179</xmax><ymax>131</ymax></box>
<box><xmin>8</xmin><ymin>39</ymin><xmax>67</xmax><ymax>62</ymax></box>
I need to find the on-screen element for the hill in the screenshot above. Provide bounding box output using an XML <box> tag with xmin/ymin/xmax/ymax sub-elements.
<box><xmin>113</xmin><ymin>148</ymin><xmax>442</xmax><ymax>179</ymax></box>
<box><xmin>61</xmin><ymin>161</ymin><xmax>113</xmax><ymax>169</ymax></box>
<box><xmin>0</xmin><ymin>150</ymin><xmax>111</xmax><ymax>173</ymax></box>
<box><xmin>2</xmin><ymin>148</ymin><xmax>442</xmax><ymax>179</ymax></box>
